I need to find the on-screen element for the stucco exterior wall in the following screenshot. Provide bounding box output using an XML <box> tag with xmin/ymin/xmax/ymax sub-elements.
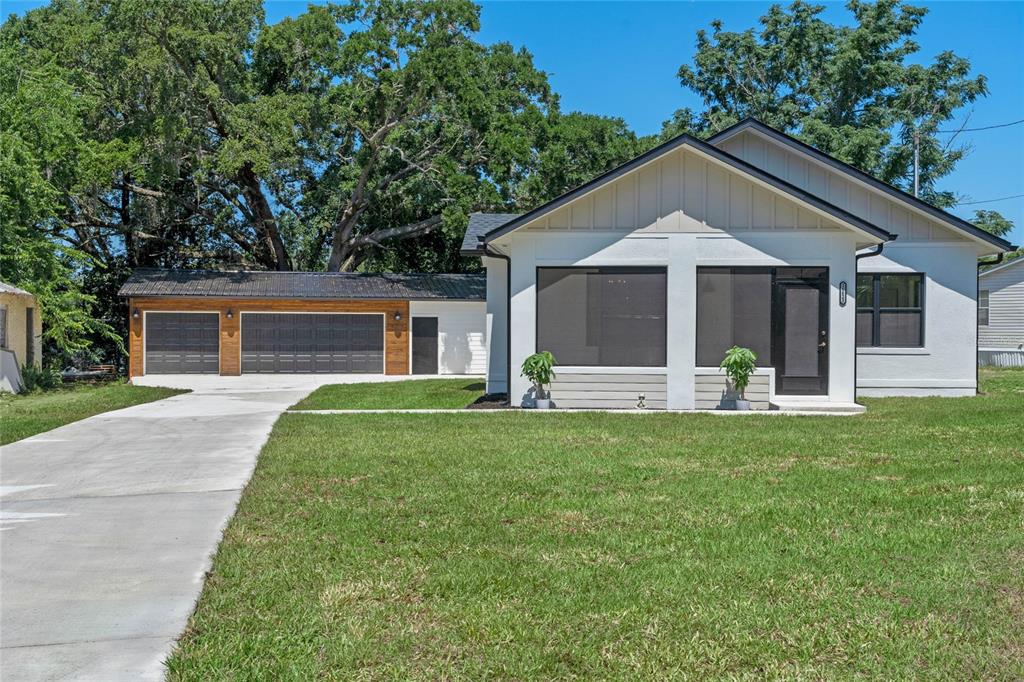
<box><xmin>408</xmin><ymin>300</ymin><xmax>487</xmax><ymax>375</ymax></box>
<box><xmin>855</xmin><ymin>245</ymin><xmax>978</xmax><ymax>397</ymax></box>
<box><xmin>0</xmin><ymin>292</ymin><xmax>42</xmax><ymax>368</ymax></box>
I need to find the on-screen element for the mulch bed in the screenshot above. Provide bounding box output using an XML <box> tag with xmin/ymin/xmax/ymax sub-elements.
<box><xmin>465</xmin><ymin>393</ymin><xmax>513</xmax><ymax>410</ymax></box>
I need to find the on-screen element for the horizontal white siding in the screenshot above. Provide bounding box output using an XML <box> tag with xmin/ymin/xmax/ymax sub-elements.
<box><xmin>548</xmin><ymin>372</ymin><xmax>667</xmax><ymax>409</ymax></box>
<box><xmin>979</xmin><ymin>260</ymin><xmax>1024</xmax><ymax>349</ymax></box>
<box><xmin>694</xmin><ymin>371</ymin><xmax>771</xmax><ymax>410</ymax></box>
<box><xmin>409</xmin><ymin>301</ymin><xmax>487</xmax><ymax>375</ymax></box>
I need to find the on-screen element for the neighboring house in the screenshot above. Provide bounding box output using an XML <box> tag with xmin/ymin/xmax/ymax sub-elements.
<box><xmin>0</xmin><ymin>281</ymin><xmax>43</xmax><ymax>393</ymax></box>
<box><xmin>462</xmin><ymin>118</ymin><xmax>1015</xmax><ymax>409</ymax></box>
<box><xmin>978</xmin><ymin>257</ymin><xmax>1024</xmax><ymax>366</ymax></box>
<box><xmin>118</xmin><ymin>269</ymin><xmax>486</xmax><ymax>377</ymax></box>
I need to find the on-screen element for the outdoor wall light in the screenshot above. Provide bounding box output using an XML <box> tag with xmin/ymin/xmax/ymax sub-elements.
<box><xmin>226</xmin><ymin>309</ymin><xmax>234</xmax><ymax>319</ymax></box>
<box><xmin>394</xmin><ymin>312</ymin><xmax>402</xmax><ymax>321</ymax></box>
<box><xmin>132</xmin><ymin>308</ymin><xmax>140</xmax><ymax>319</ymax></box>
<box><xmin>839</xmin><ymin>281</ymin><xmax>848</xmax><ymax>307</ymax></box>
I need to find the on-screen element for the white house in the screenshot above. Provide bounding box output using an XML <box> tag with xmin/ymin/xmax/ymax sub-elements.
<box><xmin>978</xmin><ymin>257</ymin><xmax>1024</xmax><ymax>366</ymax></box>
<box><xmin>462</xmin><ymin>119</ymin><xmax>1015</xmax><ymax>410</ymax></box>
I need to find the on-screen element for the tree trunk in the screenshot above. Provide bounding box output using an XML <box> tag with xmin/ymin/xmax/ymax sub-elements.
<box><xmin>236</xmin><ymin>164</ymin><xmax>291</xmax><ymax>271</ymax></box>
<box><xmin>121</xmin><ymin>176</ymin><xmax>135</xmax><ymax>267</ymax></box>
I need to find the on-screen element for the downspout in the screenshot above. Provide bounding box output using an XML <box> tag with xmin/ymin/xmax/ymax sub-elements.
<box><xmin>976</xmin><ymin>252</ymin><xmax>1006</xmax><ymax>394</ymax></box>
<box><xmin>853</xmin><ymin>240</ymin><xmax>890</xmax><ymax>403</ymax></box>
<box><xmin>483</xmin><ymin>242</ymin><xmax>512</xmax><ymax>405</ymax></box>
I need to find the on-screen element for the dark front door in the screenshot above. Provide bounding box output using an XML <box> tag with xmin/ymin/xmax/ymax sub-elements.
<box><xmin>145</xmin><ymin>312</ymin><xmax>220</xmax><ymax>374</ymax></box>
<box><xmin>241</xmin><ymin>313</ymin><xmax>384</xmax><ymax>373</ymax></box>
<box><xmin>411</xmin><ymin>317</ymin><xmax>439</xmax><ymax>375</ymax></box>
<box><xmin>772</xmin><ymin>268</ymin><xmax>829</xmax><ymax>395</ymax></box>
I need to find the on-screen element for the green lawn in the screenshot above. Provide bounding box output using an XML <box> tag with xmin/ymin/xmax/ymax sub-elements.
<box><xmin>0</xmin><ymin>381</ymin><xmax>187</xmax><ymax>445</ymax></box>
<box><xmin>169</xmin><ymin>369</ymin><xmax>1024</xmax><ymax>680</ymax></box>
<box><xmin>291</xmin><ymin>378</ymin><xmax>485</xmax><ymax>410</ymax></box>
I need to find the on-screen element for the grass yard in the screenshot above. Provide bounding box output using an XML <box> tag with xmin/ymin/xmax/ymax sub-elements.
<box><xmin>169</xmin><ymin>369</ymin><xmax>1024</xmax><ymax>680</ymax></box>
<box><xmin>291</xmin><ymin>378</ymin><xmax>485</xmax><ymax>410</ymax></box>
<box><xmin>0</xmin><ymin>381</ymin><xmax>187</xmax><ymax>445</ymax></box>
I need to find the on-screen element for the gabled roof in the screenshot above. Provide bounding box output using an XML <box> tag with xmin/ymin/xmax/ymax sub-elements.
<box><xmin>461</xmin><ymin>213</ymin><xmax>521</xmax><ymax>255</ymax></box>
<box><xmin>118</xmin><ymin>269</ymin><xmax>486</xmax><ymax>300</ymax></box>
<box><xmin>468</xmin><ymin>131</ymin><xmax>895</xmax><ymax>251</ymax></box>
<box><xmin>708</xmin><ymin>118</ymin><xmax>1016</xmax><ymax>253</ymax></box>
<box><xmin>0</xmin><ymin>281</ymin><xmax>34</xmax><ymax>297</ymax></box>
<box><xmin>979</xmin><ymin>255</ymin><xmax>1024</xmax><ymax>278</ymax></box>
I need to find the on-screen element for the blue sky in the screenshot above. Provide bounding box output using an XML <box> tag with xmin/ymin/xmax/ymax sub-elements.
<box><xmin>8</xmin><ymin>0</ymin><xmax>1024</xmax><ymax>245</ymax></box>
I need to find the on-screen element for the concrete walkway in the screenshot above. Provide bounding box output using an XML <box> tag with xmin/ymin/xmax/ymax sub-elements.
<box><xmin>0</xmin><ymin>379</ymin><xmax>324</xmax><ymax>681</ymax></box>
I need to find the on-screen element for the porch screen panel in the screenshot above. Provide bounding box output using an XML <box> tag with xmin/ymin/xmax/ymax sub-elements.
<box><xmin>696</xmin><ymin>267</ymin><xmax>772</xmax><ymax>366</ymax></box>
<box><xmin>537</xmin><ymin>267</ymin><xmax>666</xmax><ymax>367</ymax></box>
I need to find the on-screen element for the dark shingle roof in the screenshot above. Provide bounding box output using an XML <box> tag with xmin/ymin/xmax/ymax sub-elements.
<box><xmin>460</xmin><ymin>212</ymin><xmax>521</xmax><ymax>254</ymax></box>
<box><xmin>119</xmin><ymin>269</ymin><xmax>486</xmax><ymax>300</ymax></box>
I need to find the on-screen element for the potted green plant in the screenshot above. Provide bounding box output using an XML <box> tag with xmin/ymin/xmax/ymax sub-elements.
<box><xmin>720</xmin><ymin>346</ymin><xmax>757</xmax><ymax>410</ymax></box>
<box><xmin>521</xmin><ymin>351</ymin><xmax>556</xmax><ymax>409</ymax></box>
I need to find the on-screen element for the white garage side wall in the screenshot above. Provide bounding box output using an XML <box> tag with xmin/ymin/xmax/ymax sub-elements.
<box><xmin>408</xmin><ymin>301</ymin><xmax>487</xmax><ymax>375</ymax></box>
<box><xmin>856</xmin><ymin>244</ymin><xmax>978</xmax><ymax>396</ymax></box>
<box><xmin>502</xmin><ymin>229</ymin><xmax>859</xmax><ymax>409</ymax></box>
<box><xmin>483</xmin><ymin>256</ymin><xmax>508</xmax><ymax>393</ymax></box>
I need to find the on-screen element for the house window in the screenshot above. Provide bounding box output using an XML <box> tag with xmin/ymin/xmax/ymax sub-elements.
<box><xmin>696</xmin><ymin>267</ymin><xmax>773</xmax><ymax>366</ymax></box>
<box><xmin>856</xmin><ymin>273</ymin><xmax>924</xmax><ymax>347</ymax></box>
<box><xmin>537</xmin><ymin>267</ymin><xmax>666</xmax><ymax>366</ymax></box>
<box><xmin>0</xmin><ymin>305</ymin><xmax>6</xmax><ymax>349</ymax></box>
<box><xmin>978</xmin><ymin>290</ymin><xmax>990</xmax><ymax>326</ymax></box>
<box><xmin>25</xmin><ymin>307</ymin><xmax>35</xmax><ymax>364</ymax></box>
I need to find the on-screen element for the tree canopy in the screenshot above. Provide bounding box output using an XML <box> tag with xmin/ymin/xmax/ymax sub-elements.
<box><xmin>663</xmin><ymin>0</ymin><xmax>990</xmax><ymax>209</ymax></box>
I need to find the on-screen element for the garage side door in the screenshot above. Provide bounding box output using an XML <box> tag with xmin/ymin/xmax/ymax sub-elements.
<box><xmin>145</xmin><ymin>312</ymin><xmax>220</xmax><ymax>374</ymax></box>
<box><xmin>241</xmin><ymin>313</ymin><xmax>384</xmax><ymax>373</ymax></box>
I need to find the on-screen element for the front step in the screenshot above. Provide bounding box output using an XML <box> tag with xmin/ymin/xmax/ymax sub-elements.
<box><xmin>770</xmin><ymin>400</ymin><xmax>865</xmax><ymax>414</ymax></box>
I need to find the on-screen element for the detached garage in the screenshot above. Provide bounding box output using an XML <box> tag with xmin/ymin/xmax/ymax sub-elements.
<box><xmin>119</xmin><ymin>269</ymin><xmax>486</xmax><ymax>377</ymax></box>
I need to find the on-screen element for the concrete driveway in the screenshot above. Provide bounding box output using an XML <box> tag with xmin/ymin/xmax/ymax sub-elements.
<box><xmin>0</xmin><ymin>374</ymin><xmax>436</xmax><ymax>681</ymax></box>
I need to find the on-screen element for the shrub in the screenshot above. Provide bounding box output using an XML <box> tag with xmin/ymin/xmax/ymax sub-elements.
<box><xmin>720</xmin><ymin>346</ymin><xmax>757</xmax><ymax>397</ymax></box>
<box><xmin>521</xmin><ymin>351</ymin><xmax>556</xmax><ymax>400</ymax></box>
<box><xmin>20</xmin><ymin>363</ymin><xmax>63</xmax><ymax>393</ymax></box>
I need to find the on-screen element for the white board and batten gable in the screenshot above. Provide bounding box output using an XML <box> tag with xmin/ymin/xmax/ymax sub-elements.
<box><xmin>522</xmin><ymin>146</ymin><xmax>849</xmax><ymax>237</ymax></box>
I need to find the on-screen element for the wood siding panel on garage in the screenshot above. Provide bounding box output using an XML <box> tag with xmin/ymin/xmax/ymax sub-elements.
<box><xmin>129</xmin><ymin>297</ymin><xmax>409</xmax><ymax>377</ymax></box>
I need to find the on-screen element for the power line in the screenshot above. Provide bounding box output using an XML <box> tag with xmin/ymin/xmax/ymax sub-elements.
<box><xmin>936</xmin><ymin>118</ymin><xmax>1024</xmax><ymax>133</ymax></box>
<box><xmin>958</xmin><ymin>193</ymin><xmax>1024</xmax><ymax>206</ymax></box>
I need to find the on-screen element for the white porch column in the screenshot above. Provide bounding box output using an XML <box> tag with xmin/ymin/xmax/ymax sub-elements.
<box><xmin>508</xmin><ymin>237</ymin><xmax>537</xmax><ymax>406</ymax></box>
<box><xmin>483</xmin><ymin>255</ymin><xmax>508</xmax><ymax>394</ymax></box>
<box><xmin>667</xmin><ymin>234</ymin><xmax>696</xmax><ymax>409</ymax></box>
